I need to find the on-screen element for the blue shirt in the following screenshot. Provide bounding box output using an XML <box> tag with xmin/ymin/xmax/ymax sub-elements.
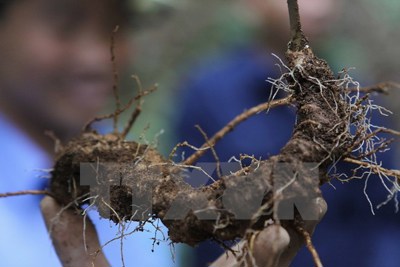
<box><xmin>174</xmin><ymin>46</ymin><xmax>400</xmax><ymax>267</ymax></box>
<box><xmin>0</xmin><ymin>113</ymin><xmax>176</xmax><ymax>267</ymax></box>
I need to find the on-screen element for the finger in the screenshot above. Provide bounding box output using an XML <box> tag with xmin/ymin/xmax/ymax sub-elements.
<box><xmin>210</xmin><ymin>225</ymin><xmax>290</xmax><ymax>267</ymax></box>
<box><xmin>278</xmin><ymin>197</ymin><xmax>327</xmax><ymax>267</ymax></box>
<box><xmin>40</xmin><ymin>196</ymin><xmax>110</xmax><ymax>267</ymax></box>
<box><xmin>251</xmin><ymin>225</ymin><xmax>290</xmax><ymax>267</ymax></box>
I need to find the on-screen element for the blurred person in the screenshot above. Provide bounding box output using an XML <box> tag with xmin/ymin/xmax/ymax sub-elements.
<box><xmin>0</xmin><ymin>0</ymin><xmax>174</xmax><ymax>266</ymax></box>
<box><xmin>174</xmin><ymin>0</ymin><xmax>400</xmax><ymax>266</ymax></box>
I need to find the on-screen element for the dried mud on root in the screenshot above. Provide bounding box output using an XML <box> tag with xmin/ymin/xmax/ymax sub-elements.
<box><xmin>50</xmin><ymin>131</ymin><xmax>168</xmax><ymax>213</ymax></box>
<box><xmin>49</xmin><ymin>43</ymin><xmax>356</xmax><ymax>248</ymax></box>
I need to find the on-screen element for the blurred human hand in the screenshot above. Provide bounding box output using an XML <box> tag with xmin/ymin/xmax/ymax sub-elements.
<box><xmin>211</xmin><ymin>197</ymin><xmax>327</xmax><ymax>267</ymax></box>
<box><xmin>40</xmin><ymin>196</ymin><xmax>110</xmax><ymax>267</ymax></box>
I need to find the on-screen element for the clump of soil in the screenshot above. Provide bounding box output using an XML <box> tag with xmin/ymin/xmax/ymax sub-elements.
<box><xmin>50</xmin><ymin>131</ymin><xmax>170</xmax><ymax>219</ymax></box>
<box><xmin>49</xmin><ymin>43</ymin><xmax>354</xmax><ymax>246</ymax></box>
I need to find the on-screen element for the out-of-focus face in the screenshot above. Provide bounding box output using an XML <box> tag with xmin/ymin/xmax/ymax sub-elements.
<box><xmin>0</xmin><ymin>0</ymin><xmax>130</xmax><ymax>138</ymax></box>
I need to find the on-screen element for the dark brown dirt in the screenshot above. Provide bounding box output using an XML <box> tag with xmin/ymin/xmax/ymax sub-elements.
<box><xmin>50</xmin><ymin>131</ymin><xmax>168</xmax><ymax>209</ymax></box>
<box><xmin>50</xmin><ymin>46</ymin><xmax>354</xmax><ymax>247</ymax></box>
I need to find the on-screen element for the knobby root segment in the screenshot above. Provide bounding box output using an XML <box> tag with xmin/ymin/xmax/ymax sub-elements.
<box><xmin>49</xmin><ymin>40</ymin><xmax>365</xmax><ymax>250</ymax></box>
<box><xmin>183</xmin><ymin>96</ymin><xmax>293</xmax><ymax>166</ymax></box>
<box><xmin>34</xmin><ymin>45</ymin><xmax>400</xmax><ymax>265</ymax></box>
<box><xmin>0</xmin><ymin>190</ymin><xmax>54</xmax><ymax>198</ymax></box>
<box><xmin>295</xmin><ymin>225</ymin><xmax>323</xmax><ymax>267</ymax></box>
